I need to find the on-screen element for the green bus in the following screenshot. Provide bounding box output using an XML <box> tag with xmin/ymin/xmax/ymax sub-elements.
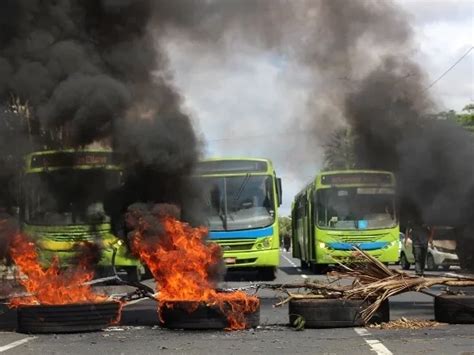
<box><xmin>291</xmin><ymin>170</ymin><xmax>399</xmax><ymax>273</ymax></box>
<box><xmin>20</xmin><ymin>149</ymin><xmax>143</xmax><ymax>280</ymax></box>
<box><xmin>194</xmin><ymin>158</ymin><xmax>282</xmax><ymax>280</ymax></box>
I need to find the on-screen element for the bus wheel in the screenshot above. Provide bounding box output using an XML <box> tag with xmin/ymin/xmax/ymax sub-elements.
<box><xmin>289</xmin><ymin>298</ymin><xmax>389</xmax><ymax>328</ymax></box>
<box><xmin>435</xmin><ymin>294</ymin><xmax>474</xmax><ymax>324</ymax></box>
<box><xmin>426</xmin><ymin>254</ymin><xmax>438</xmax><ymax>271</ymax></box>
<box><xmin>399</xmin><ymin>252</ymin><xmax>410</xmax><ymax>270</ymax></box>
<box><xmin>257</xmin><ymin>267</ymin><xmax>276</xmax><ymax>281</ymax></box>
<box><xmin>300</xmin><ymin>260</ymin><xmax>309</xmax><ymax>269</ymax></box>
<box><xmin>126</xmin><ymin>266</ymin><xmax>142</xmax><ymax>282</ymax></box>
<box><xmin>310</xmin><ymin>263</ymin><xmax>328</xmax><ymax>275</ymax></box>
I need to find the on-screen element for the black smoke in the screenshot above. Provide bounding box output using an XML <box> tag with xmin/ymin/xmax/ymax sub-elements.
<box><xmin>1</xmin><ymin>1</ymin><xmax>472</xmax><ymax>265</ymax></box>
<box><xmin>0</xmin><ymin>1</ymin><xmax>201</xmax><ymax>225</ymax></box>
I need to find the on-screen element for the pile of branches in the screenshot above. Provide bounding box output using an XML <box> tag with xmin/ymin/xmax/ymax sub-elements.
<box><xmin>332</xmin><ymin>250</ymin><xmax>474</xmax><ymax>322</ymax></box>
<box><xmin>259</xmin><ymin>250</ymin><xmax>474</xmax><ymax>323</ymax></box>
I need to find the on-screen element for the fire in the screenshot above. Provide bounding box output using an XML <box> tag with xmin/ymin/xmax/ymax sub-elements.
<box><xmin>8</xmin><ymin>233</ymin><xmax>108</xmax><ymax>307</ymax></box>
<box><xmin>131</xmin><ymin>215</ymin><xmax>259</xmax><ymax>330</ymax></box>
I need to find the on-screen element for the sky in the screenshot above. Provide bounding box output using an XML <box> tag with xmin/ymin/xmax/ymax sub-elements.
<box><xmin>164</xmin><ymin>0</ymin><xmax>474</xmax><ymax>216</ymax></box>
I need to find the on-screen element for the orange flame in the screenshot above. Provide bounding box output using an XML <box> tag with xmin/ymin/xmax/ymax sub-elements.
<box><xmin>131</xmin><ymin>216</ymin><xmax>259</xmax><ymax>330</ymax></box>
<box><xmin>8</xmin><ymin>233</ymin><xmax>109</xmax><ymax>307</ymax></box>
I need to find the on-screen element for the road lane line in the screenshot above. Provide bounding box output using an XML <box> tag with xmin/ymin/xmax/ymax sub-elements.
<box><xmin>354</xmin><ymin>328</ymin><xmax>392</xmax><ymax>355</ymax></box>
<box><xmin>0</xmin><ymin>337</ymin><xmax>36</xmax><ymax>353</ymax></box>
<box><xmin>281</xmin><ymin>254</ymin><xmax>298</xmax><ymax>268</ymax></box>
<box><xmin>281</xmin><ymin>254</ymin><xmax>311</xmax><ymax>280</ymax></box>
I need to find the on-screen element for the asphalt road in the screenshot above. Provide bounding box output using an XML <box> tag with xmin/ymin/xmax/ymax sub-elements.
<box><xmin>1</xmin><ymin>251</ymin><xmax>473</xmax><ymax>355</ymax></box>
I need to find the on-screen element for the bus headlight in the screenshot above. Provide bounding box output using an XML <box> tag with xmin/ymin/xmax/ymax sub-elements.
<box><xmin>319</xmin><ymin>242</ymin><xmax>326</xmax><ymax>249</ymax></box>
<box><xmin>262</xmin><ymin>237</ymin><xmax>272</xmax><ymax>248</ymax></box>
<box><xmin>256</xmin><ymin>237</ymin><xmax>272</xmax><ymax>250</ymax></box>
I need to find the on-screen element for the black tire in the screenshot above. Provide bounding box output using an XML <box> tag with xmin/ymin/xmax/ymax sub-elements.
<box><xmin>257</xmin><ymin>267</ymin><xmax>276</xmax><ymax>281</ymax></box>
<box><xmin>441</xmin><ymin>265</ymin><xmax>450</xmax><ymax>271</ymax></box>
<box><xmin>126</xmin><ymin>266</ymin><xmax>142</xmax><ymax>282</ymax></box>
<box><xmin>426</xmin><ymin>254</ymin><xmax>438</xmax><ymax>271</ymax></box>
<box><xmin>17</xmin><ymin>301</ymin><xmax>121</xmax><ymax>334</ymax></box>
<box><xmin>310</xmin><ymin>263</ymin><xmax>328</xmax><ymax>275</ymax></box>
<box><xmin>400</xmin><ymin>252</ymin><xmax>410</xmax><ymax>270</ymax></box>
<box><xmin>434</xmin><ymin>294</ymin><xmax>474</xmax><ymax>324</ymax></box>
<box><xmin>289</xmin><ymin>298</ymin><xmax>390</xmax><ymax>328</ymax></box>
<box><xmin>300</xmin><ymin>259</ymin><xmax>309</xmax><ymax>269</ymax></box>
<box><xmin>160</xmin><ymin>300</ymin><xmax>260</xmax><ymax>329</ymax></box>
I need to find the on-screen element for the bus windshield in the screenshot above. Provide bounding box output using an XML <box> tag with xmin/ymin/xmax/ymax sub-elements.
<box><xmin>23</xmin><ymin>169</ymin><xmax>121</xmax><ymax>226</ymax></box>
<box><xmin>316</xmin><ymin>187</ymin><xmax>396</xmax><ymax>230</ymax></box>
<box><xmin>199</xmin><ymin>175</ymin><xmax>275</xmax><ymax>231</ymax></box>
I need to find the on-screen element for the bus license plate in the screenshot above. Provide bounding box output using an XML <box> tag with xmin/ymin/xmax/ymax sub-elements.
<box><xmin>224</xmin><ymin>257</ymin><xmax>236</xmax><ymax>264</ymax></box>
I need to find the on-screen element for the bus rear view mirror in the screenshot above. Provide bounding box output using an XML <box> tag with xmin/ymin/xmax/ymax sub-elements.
<box><xmin>277</xmin><ymin>178</ymin><xmax>282</xmax><ymax>206</ymax></box>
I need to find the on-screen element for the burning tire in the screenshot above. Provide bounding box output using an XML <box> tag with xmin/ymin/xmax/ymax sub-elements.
<box><xmin>434</xmin><ymin>294</ymin><xmax>474</xmax><ymax>324</ymax></box>
<box><xmin>159</xmin><ymin>300</ymin><xmax>260</xmax><ymax>330</ymax></box>
<box><xmin>289</xmin><ymin>298</ymin><xmax>389</xmax><ymax>328</ymax></box>
<box><xmin>17</xmin><ymin>301</ymin><xmax>121</xmax><ymax>334</ymax></box>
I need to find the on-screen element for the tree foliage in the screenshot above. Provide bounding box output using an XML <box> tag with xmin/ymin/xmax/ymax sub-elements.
<box><xmin>279</xmin><ymin>215</ymin><xmax>292</xmax><ymax>237</ymax></box>
<box><xmin>323</xmin><ymin>128</ymin><xmax>356</xmax><ymax>171</ymax></box>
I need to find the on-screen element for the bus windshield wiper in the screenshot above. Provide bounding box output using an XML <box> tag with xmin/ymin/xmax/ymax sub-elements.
<box><xmin>234</xmin><ymin>173</ymin><xmax>251</xmax><ymax>201</ymax></box>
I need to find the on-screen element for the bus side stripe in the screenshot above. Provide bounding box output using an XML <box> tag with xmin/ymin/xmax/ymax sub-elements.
<box><xmin>209</xmin><ymin>226</ymin><xmax>274</xmax><ymax>239</ymax></box>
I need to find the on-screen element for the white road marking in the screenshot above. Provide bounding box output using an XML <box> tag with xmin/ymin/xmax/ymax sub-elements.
<box><xmin>281</xmin><ymin>254</ymin><xmax>298</xmax><ymax>267</ymax></box>
<box><xmin>0</xmin><ymin>337</ymin><xmax>36</xmax><ymax>353</ymax></box>
<box><xmin>354</xmin><ymin>328</ymin><xmax>393</xmax><ymax>355</ymax></box>
<box><xmin>281</xmin><ymin>254</ymin><xmax>310</xmax><ymax>280</ymax></box>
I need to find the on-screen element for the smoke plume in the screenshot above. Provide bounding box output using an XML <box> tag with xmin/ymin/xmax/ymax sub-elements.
<box><xmin>0</xmin><ymin>1</ymin><xmax>200</xmax><ymax>222</ymax></box>
<box><xmin>149</xmin><ymin>1</ymin><xmax>473</xmax><ymax>236</ymax></box>
<box><xmin>0</xmin><ymin>1</ymin><xmax>472</xmax><ymax>264</ymax></box>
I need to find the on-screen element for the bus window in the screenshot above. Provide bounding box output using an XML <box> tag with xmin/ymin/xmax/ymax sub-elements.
<box><xmin>200</xmin><ymin>175</ymin><xmax>275</xmax><ymax>231</ymax></box>
<box><xmin>316</xmin><ymin>187</ymin><xmax>396</xmax><ymax>230</ymax></box>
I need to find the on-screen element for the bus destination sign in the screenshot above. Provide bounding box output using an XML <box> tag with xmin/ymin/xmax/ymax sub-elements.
<box><xmin>196</xmin><ymin>160</ymin><xmax>268</xmax><ymax>174</ymax></box>
<box><xmin>30</xmin><ymin>152</ymin><xmax>121</xmax><ymax>169</ymax></box>
<box><xmin>321</xmin><ymin>173</ymin><xmax>392</xmax><ymax>186</ymax></box>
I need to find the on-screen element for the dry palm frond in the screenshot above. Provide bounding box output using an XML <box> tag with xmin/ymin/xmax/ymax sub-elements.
<box><xmin>331</xmin><ymin>248</ymin><xmax>474</xmax><ymax>322</ymax></box>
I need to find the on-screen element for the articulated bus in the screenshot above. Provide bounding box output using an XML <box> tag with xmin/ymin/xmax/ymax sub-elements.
<box><xmin>20</xmin><ymin>149</ymin><xmax>143</xmax><ymax>280</ymax></box>
<box><xmin>291</xmin><ymin>170</ymin><xmax>399</xmax><ymax>273</ymax></box>
<box><xmin>194</xmin><ymin>158</ymin><xmax>282</xmax><ymax>280</ymax></box>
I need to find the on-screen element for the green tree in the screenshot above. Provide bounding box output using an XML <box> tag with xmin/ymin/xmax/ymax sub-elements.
<box><xmin>278</xmin><ymin>216</ymin><xmax>292</xmax><ymax>238</ymax></box>
<box><xmin>456</xmin><ymin>104</ymin><xmax>474</xmax><ymax>133</ymax></box>
<box><xmin>323</xmin><ymin>128</ymin><xmax>356</xmax><ymax>170</ymax></box>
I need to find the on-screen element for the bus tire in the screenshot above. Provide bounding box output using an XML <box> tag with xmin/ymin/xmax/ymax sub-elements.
<box><xmin>310</xmin><ymin>262</ymin><xmax>328</xmax><ymax>275</ymax></box>
<box><xmin>289</xmin><ymin>298</ymin><xmax>389</xmax><ymax>328</ymax></box>
<box><xmin>257</xmin><ymin>267</ymin><xmax>276</xmax><ymax>281</ymax></box>
<box><xmin>399</xmin><ymin>252</ymin><xmax>410</xmax><ymax>270</ymax></box>
<box><xmin>434</xmin><ymin>294</ymin><xmax>474</xmax><ymax>324</ymax></box>
<box><xmin>300</xmin><ymin>260</ymin><xmax>309</xmax><ymax>269</ymax></box>
<box><xmin>126</xmin><ymin>266</ymin><xmax>142</xmax><ymax>282</ymax></box>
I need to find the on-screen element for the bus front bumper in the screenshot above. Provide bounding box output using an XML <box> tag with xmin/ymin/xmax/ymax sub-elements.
<box><xmin>38</xmin><ymin>247</ymin><xmax>141</xmax><ymax>268</ymax></box>
<box><xmin>315</xmin><ymin>241</ymin><xmax>399</xmax><ymax>264</ymax></box>
<box><xmin>222</xmin><ymin>248</ymin><xmax>280</xmax><ymax>269</ymax></box>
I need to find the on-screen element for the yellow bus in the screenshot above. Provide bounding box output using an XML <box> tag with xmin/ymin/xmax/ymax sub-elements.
<box><xmin>20</xmin><ymin>149</ymin><xmax>143</xmax><ymax>280</ymax></box>
<box><xmin>194</xmin><ymin>158</ymin><xmax>282</xmax><ymax>280</ymax></box>
<box><xmin>292</xmin><ymin>170</ymin><xmax>399</xmax><ymax>273</ymax></box>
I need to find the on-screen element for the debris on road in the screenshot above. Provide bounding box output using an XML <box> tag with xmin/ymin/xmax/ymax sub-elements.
<box><xmin>368</xmin><ymin>317</ymin><xmax>443</xmax><ymax>330</ymax></box>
